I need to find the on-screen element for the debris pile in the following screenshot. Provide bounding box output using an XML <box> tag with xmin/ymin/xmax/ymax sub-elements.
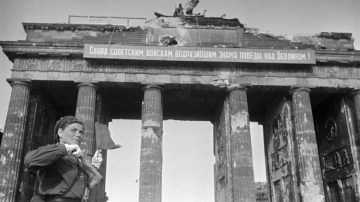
<box><xmin>245</xmin><ymin>25</ymin><xmax>355</xmax><ymax>51</ymax></box>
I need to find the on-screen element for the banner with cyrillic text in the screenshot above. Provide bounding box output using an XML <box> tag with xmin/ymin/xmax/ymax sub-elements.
<box><xmin>84</xmin><ymin>44</ymin><xmax>315</xmax><ymax>64</ymax></box>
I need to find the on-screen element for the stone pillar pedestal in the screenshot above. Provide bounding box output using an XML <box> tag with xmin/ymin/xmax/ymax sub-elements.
<box><xmin>227</xmin><ymin>85</ymin><xmax>255</xmax><ymax>202</ymax></box>
<box><xmin>0</xmin><ymin>80</ymin><xmax>31</xmax><ymax>202</ymax></box>
<box><xmin>290</xmin><ymin>87</ymin><xmax>325</xmax><ymax>202</ymax></box>
<box><xmin>139</xmin><ymin>85</ymin><xmax>163</xmax><ymax>202</ymax></box>
<box><xmin>75</xmin><ymin>82</ymin><xmax>97</xmax><ymax>162</ymax></box>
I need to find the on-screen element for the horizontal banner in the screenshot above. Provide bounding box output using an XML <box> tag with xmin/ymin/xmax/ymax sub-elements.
<box><xmin>84</xmin><ymin>44</ymin><xmax>315</xmax><ymax>64</ymax></box>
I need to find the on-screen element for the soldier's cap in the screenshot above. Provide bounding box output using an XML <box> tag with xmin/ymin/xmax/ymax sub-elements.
<box><xmin>54</xmin><ymin>116</ymin><xmax>84</xmax><ymax>136</ymax></box>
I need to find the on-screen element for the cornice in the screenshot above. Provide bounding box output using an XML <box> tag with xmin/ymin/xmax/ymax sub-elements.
<box><xmin>22</xmin><ymin>23</ymin><xmax>131</xmax><ymax>32</ymax></box>
<box><xmin>0</xmin><ymin>41</ymin><xmax>84</xmax><ymax>48</ymax></box>
<box><xmin>0</xmin><ymin>41</ymin><xmax>84</xmax><ymax>61</ymax></box>
<box><xmin>315</xmin><ymin>49</ymin><xmax>360</xmax><ymax>63</ymax></box>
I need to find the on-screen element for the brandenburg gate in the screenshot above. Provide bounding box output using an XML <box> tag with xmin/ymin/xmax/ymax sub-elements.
<box><xmin>0</xmin><ymin>15</ymin><xmax>360</xmax><ymax>202</ymax></box>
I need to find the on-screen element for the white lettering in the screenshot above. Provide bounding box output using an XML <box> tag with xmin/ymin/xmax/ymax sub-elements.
<box><xmin>264</xmin><ymin>53</ymin><xmax>275</xmax><ymax>60</ymax></box>
<box><xmin>146</xmin><ymin>50</ymin><xmax>173</xmax><ymax>57</ymax></box>
<box><xmin>175</xmin><ymin>50</ymin><xmax>217</xmax><ymax>58</ymax></box>
<box><xmin>110</xmin><ymin>48</ymin><xmax>144</xmax><ymax>56</ymax></box>
<box><xmin>218</xmin><ymin>51</ymin><xmax>237</xmax><ymax>59</ymax></box>
<box><xmin>276</xmin><ymin>51</ymin><xmax>307</xmax><ymax>60</ymax></box>
<box><xmin>238</xmin><ymin>51</ymin><xmax>262</xmax><ymax>60</ymax></box>
<box><xmin>89</xmin><ymin>46</ymin><xmax>107</xmax><ymax>55</ymax></box>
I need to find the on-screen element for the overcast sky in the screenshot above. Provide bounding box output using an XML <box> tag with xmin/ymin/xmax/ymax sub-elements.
<box><xmin>0</xmin><ymin>0</ymin><xmax>359</xmax><ymax>201</ymax></box>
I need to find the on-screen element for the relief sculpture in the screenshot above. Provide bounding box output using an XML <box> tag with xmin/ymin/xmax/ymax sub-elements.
<box><xmin>267</xmin><ymin>103</ymin><xmax>297</xmax><ymax>202</ymax></box>
<box><xmin>70</xmin><ymin>60</ymin><xmax>84</xmax><ymax>70</ymax></box>
<box><xmin>272</xmin><ymin>113</ymin><xmax>287</xmax><ymax>141</ymax></box>
<box><xmin>48</xmin><ymin>59</ymin><xmax>62</xmax><ymax>70</ymax></box>
<box><xmin>26</xmin><ymin>59</ymin><xmax>39</xmax><ymax>69</ymax></box>
<box><xmin>271</xmin><ymin>112</ymin><xmax>289</xmax><ymax>171</ymax></box>
<box><xmin>325</xmin><ymin>66</ymin><xmax>341</xmax><ymax>77</ymax></box>
<box><xmin>325</xmin><ymin>117</ymin><xmax>337</xmax><ymax>142</ymax></box>
<box><xmin>271</xmin><ymin>146</ymin><xmax>288</xmax><ymax>171</ymax></box>
<box><xmin>322</xmin><ymin>146</ymin><xmax>352</xmax><ymax>173</ymax></box>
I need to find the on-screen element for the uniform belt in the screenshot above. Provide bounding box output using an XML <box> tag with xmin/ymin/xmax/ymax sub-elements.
<box><xmin>45</xmin><ymin>196</ymin><xmax>83</xmax><ymax>202</ymax></box>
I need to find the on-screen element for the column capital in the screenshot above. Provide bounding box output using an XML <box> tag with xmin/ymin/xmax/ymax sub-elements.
<box><xmin>77</xmin><ymin>82</ymin><xmax>97</xmax><ymax>89</ymax></box>
<box><xmin>351</xmin><ymin>88</ymin><xmax>360</xmax><ymax>96</ymax></box>
<box><xmin>226</xmin><ymin>84</ymin><xmax>247</xmax><ymax>92</ymax></box>
<box><xmin>7</xmin><ymin>79</ymin><xmax>32</xmax><ymax>88</ymax></box>
<box><xmin>142</xmin><ymin>84</ymin><xmax>163</xmax><ymax>91</ymax></box>
<box><xmin>289</xmin><ymin>86</ymin><xmax>311</xmax><ymax>94</ymax></box>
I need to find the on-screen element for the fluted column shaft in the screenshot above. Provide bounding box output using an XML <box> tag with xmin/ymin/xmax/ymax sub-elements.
<box><xmin>291</xmin><ymin>87</ymin><xmax>324</xmax><ymax>202</ymax></box>
<box><xmin>89</xmin><ymin>92</ymin><xmax>108</xmax><ymax>202</ymax></box>
<box><xmin>75</xmin><ymin>83</ymin><xmax>97</xmax><ymax>162</ymax></box>
<box><xmin>228</xmin><ymin>85</ymin><xmax>255</xmax><ymax>202</ymax></box>
<box><xmin>0</xmin><ymin>81</ymin><xmax>31</xmax><ymax>202</ymax></box>
<box><xmin>139</xmin><ymin>85</ymin><xmax>163</xmax><ymax>202</ymax></box>
<box><xmin>352</xmin><ymin>89</ymin><xmax>360</xmax><ymax>135</ymax></box>
<box><xmin>351</xmin><ymin>89</ymin><xmax>360</xmax><ymax>201</ymax></box>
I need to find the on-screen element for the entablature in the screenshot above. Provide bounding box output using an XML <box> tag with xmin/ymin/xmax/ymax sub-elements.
<box><xmin>1</xmin><ymin>41</ymin><xmax>360</xmax><ymax>64</ymax></box>
<box><xmin>7</xmin><ymin>57</ymin><xmax>360</xmax><ymax>92</ymax></box>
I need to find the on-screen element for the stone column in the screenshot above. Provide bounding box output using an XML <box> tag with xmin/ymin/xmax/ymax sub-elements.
<box><xmin>139</xmin><ymin>85</ymin><xmax>163</xmax><ymax>202</ymax></box>
<box><xmin>351</xmin><ymin>89</ymin><xmax>360</xmax><ymax>201</ymax></box>
<box><xmin>227</xmin><ymin>85</ymin><xmax>255</xmax><ymax>202</ymax></box>
<box><xmin>89</xmin><ymin>92</ymin><xmax>108</xmax><ymax>202</ymax></box>
<box><xmin>75</xmin><ymin>82</ymin><xmax>97</xmax><ymax>162</ymax></box>
<box><xmin>352</xmin><ymin>89</ymin><xmax>360</xmax><ymax>136</ymax></box>
<box><xmin>290</xmin><ymin>87</ymin><xmax>325</xmax><ymax>202</ymax></box>
<box><xmin>0</xmin><ymin>80</ymin><xmax>31</xmax><ymax>202</ymax></box>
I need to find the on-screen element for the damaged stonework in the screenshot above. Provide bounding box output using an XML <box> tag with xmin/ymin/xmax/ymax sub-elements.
<box><xmin>300</xmin><ymin>182</ymin><xmax>324</xmax><ymax>202</ymax></box>
<box><xmin>211</xmin><ymin>72</ymin><xmax>234</xmax><ymax>88</ymax></box>
<box><xmin>230</xmin><ymin>110</ymin><xmax>249</xmax><ymax>132</ymax></box>
<box><xmin>139</xmin><ymin>85</ymin><xmax>163</xmax><ymax>202</ymax></box>
<box><xmin>0</xmin><ymin>81</ymin><xmax>31</xmax><ymax>202</ymax></box>
<box><xmin>141</xmin><ymin>127</ymin><xmax>161</xmax><ymax>143</ymax></box>
<box><xmin>158</xmin><ymin>34</ymin><xmax>178</xmax><ymax>46</ymax></box>
<box><xmin>228</xmin><ymin>85</ymin><xmax>256</xmax><ymax>201</ymax></box>
<box><xmin>143</xmin><ymin>118</ymin><xmax>162</xmax><ymax>128</ymax></box>
<box><xmin>313</xmin><ymin>96</ymin><xmax>360</xmax><ymax>201</ymax></box>
<box><xmin>214</xmin><ymin>98</ymin><xmax>233</xmax><ymax>202</ymax></box>
<box><xmin>16</xmin><ymin>93</ymin><xmax>58</xmax><ymax>201</ymax></box>
<box><xmin>265</xmin><ymin>100</ymin><xmax>299</xmax><ymax>202</ymax></box>
<box><xmin>146</xmin><ymin>13</ymin><xmax>244</xmax><ymax>47</ymax></box>
<box><xmin>0</xmin><ymin>154</ymin><xmax>6</xmax><ymax>166</ymax></box>
<box><xmin>4</xmin><ymin>132</ymin><xmax>13</xmax><ymax>138</ymax></box>
<box><xmin>75</xmin><ymin>83</ymin><xmax>97</xmax><ymax>163</ymax></box>
<box><xmin>244</xmin><ymin>26</ymin><xmax>355</xmax><ymax>51</ymax></box>
<box><xmin>146</xmin><ymin>17</ymin><xmax>189</xmax><ymax>46</ymax></box>
<box><xmin>297</xmin><ymin>138</ymin><xmax>319</xmax><ymax>180</ymax></box>
<box><xmin>349</xmin><ymin>91</ymin><xmax>360</xmax><ymax>201</ymax></box>
<box><xmin>291</xmin><ymin>87</ymin><xmax>325</xmax><ymax>202</ymax></box>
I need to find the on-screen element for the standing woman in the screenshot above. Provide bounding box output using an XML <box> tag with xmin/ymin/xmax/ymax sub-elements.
<box><xmin>25</xmin><ymin>116</ymin><xmax>102</xmax><ymax>202</ymax></box>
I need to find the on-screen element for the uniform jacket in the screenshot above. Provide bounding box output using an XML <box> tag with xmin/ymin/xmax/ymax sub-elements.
<box><xmin>24</xmin><ymin>144</ymin><xmax>89</xmax><ymax>198</ymax></box>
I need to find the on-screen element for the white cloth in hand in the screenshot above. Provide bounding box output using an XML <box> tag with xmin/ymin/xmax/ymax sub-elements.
<box><xmin>91</xmin><ymin>149</ymin><xmax>103</xmax><ymax>169</ymax></box>
<box><xmin>64</xmin><ymin>144</ymin><xmax>83</xmax><ymax>158</ymax></box>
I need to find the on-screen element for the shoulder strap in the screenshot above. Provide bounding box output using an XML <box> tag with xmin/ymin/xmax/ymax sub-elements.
<box><xmin>61</xmin><ymin>159</ymin><xmax>81</xmax><ymax>195</ymax></box>
<box><xmin>31</xmin><ymin>171</ymin><xmax>45</xmax><ymax>202</ymax></box>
